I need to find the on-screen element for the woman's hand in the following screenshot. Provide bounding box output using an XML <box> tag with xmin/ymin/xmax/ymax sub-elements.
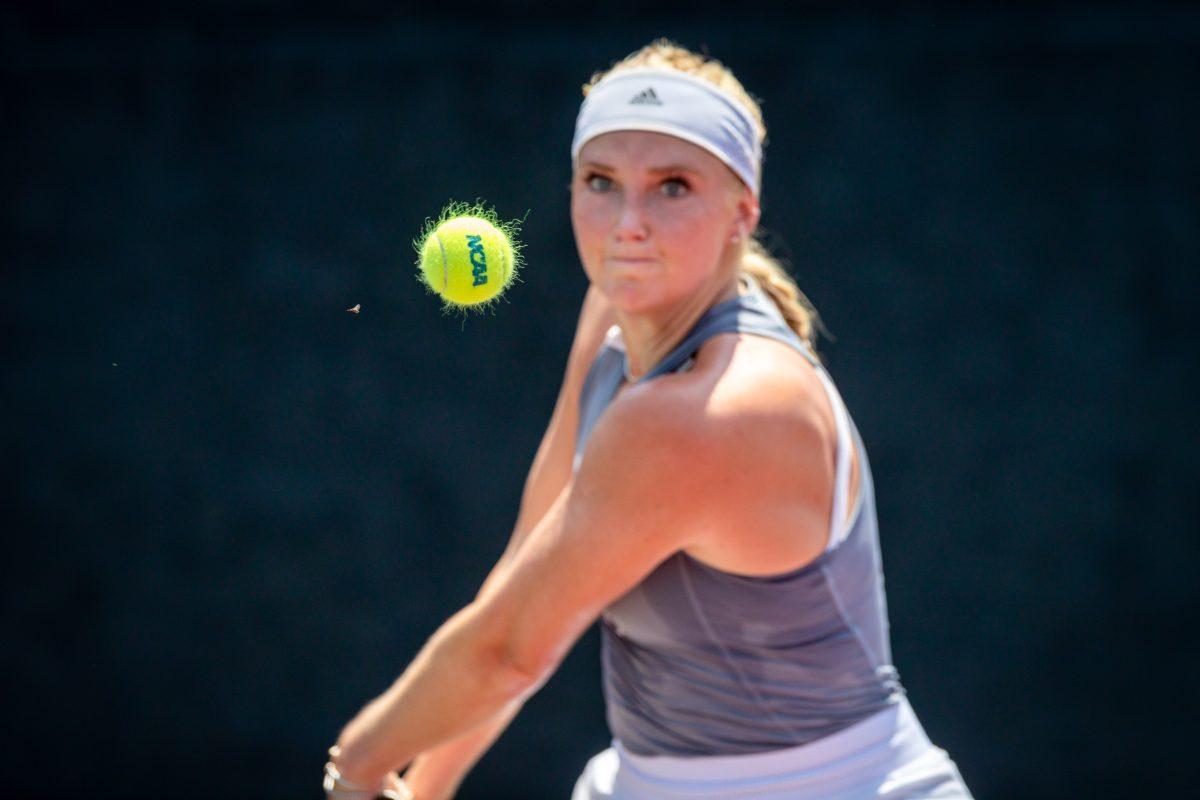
<box><xmin>381</xmin><ymin>770</ymin><xmax>418</xmax><ymax>800</ymax></box>
<box><xmin>396</xmin><ymin>766</ymin><xmax>461</xmax><ymax>800</ymax></box>
<box><xmin>325</xmin><ymin>746</ymin><xmax>414</xmax><ymax>800</ymax></box>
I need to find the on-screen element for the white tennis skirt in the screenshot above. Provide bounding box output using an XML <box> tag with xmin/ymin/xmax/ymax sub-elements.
<box><xmin>570</xmin><ymin>698</ymin><xmax>972</xmax><ymax>800</ymax></box>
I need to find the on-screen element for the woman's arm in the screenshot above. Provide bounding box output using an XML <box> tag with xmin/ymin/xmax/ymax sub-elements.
<box><xmin>397</xmin><ymin>698</ymin><xmax>522</xmax><ymax>800</ymax></box>
<box><xmin>361</xmin><ymin>288</ymin><xmax>615</xmax><ymax>799</ymax></box>
<box><xmin>330</xmin><ymin>599</ymin><xmax>539</xmax><ymax>785</ymax></box>
<box><xmin>497</xmin><ymin>285</ymin><xmax>615</xmax><ymax>565</ymax></box>
<box><xmin>330</xmin><ymin>374</ymin><xmax>748</xmax><ymax>787</ymax></box>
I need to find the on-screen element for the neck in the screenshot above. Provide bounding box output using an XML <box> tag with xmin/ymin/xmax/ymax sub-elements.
<box><xmin>617</xmin><ymin>271</ymin><xmax>741</xmax><ymax>381</ymax></box>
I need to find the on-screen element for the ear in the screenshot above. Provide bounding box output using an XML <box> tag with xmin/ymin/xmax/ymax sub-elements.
<box><xmin>731</xmin><ymin>187</ymin><xmax>761</xmax><ymax>242</ymax></box>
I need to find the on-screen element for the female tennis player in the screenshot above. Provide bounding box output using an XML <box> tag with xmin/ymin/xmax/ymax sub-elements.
<box><xmin>324</xmin><ymin>41</ymin><xmax>973</xmax><ymax>800</ymax></box>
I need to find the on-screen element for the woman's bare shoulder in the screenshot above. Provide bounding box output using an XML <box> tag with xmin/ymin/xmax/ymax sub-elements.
<box><xmin>674</xmin><ymin>333</ymin><xmax>835</xmax><ymax>433</ymax></box>
<box><xmin>600</xmin><ymin>335</ymin><xmax>834</xmax><ymax>484</ymax></box>
<box><xmin>621</xmin><ymin>333</ymin><xmax>842</xmax><ymax>575</ymax></box>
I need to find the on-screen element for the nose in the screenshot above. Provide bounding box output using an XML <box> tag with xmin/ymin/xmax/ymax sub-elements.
<box><xmin>612</xmin><ymin>194</ymin><xmax>649</xmax><ymax>242</ymax></box>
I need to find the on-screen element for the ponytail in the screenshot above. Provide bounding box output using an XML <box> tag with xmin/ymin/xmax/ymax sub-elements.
<box><xmin>738</xmin><ymin>239</ymin><xmax>823</xmax><ymax>354</ymax></box>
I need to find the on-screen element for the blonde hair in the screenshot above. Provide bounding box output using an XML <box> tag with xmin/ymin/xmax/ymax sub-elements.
<box><xmin>583</xmin><ymin>39</ymin><xmax>823</xmax><ymax>351</ymax></box>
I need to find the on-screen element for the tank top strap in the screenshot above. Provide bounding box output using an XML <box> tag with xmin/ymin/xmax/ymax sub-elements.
<box><xmin>814</xmin><ymin>369</ymin><xmax>856</xmax><ymax>550</ymax></box>
<box><xmin>633</xmin><ymin>274</ymin><xmax>820</xmax><ymax>384</ymax></box>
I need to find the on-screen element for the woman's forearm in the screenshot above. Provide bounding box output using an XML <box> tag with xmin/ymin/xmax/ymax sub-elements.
<box><xmin>396</xmin><ymin>477</ymin><xmax>564</xmax><ymax>798</ymax></box>
<box><xmin>401</xmin><ymin>698</ymin><xmax>524</xmax><ymax>800</ymax></box>
<box><xmin>332</xmin><ymin>603</ymin><xmax>538</xmax><ymax>787</ymax></box>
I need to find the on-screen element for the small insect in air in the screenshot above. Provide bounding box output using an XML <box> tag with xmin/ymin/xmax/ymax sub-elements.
<box><xmin>346</xmin><ymin>304</ymin><xmax>361</xmax><ymax>314</ymax></box>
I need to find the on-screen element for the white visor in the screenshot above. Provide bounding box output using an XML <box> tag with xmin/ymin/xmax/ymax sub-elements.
<box><xmin>570</xmin><ymin>67</ymin><xmax>763</xmax><ymax>196</ymax></box>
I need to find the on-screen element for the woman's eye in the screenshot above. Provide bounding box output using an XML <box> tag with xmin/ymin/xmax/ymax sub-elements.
<box><xmin>661</xmin><ymin>178</ymin><xmax>690</xmax><ymax>198</ymax></box>
<box><xmin>586</xmin><ymin>174</ymin><xmax>612</xmax><ymax>192</ymax></box>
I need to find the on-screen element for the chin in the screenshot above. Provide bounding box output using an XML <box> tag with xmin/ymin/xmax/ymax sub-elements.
<box><xmin>600</xmin><ymin>279</ymin><xmax>677</xmax><ymax>316</ymax></box>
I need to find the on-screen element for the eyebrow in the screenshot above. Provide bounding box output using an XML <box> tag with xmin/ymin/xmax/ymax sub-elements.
<box><xmin>578</xmin><ymin>160</ymin><xmax>701</xmax><ymax>175</ymax></box>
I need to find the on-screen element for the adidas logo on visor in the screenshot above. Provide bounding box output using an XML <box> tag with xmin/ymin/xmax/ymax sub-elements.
<box><xmin>628</xmin><ymin>87</ymin><xmax>663</xmax><ymax>106</ymax></box>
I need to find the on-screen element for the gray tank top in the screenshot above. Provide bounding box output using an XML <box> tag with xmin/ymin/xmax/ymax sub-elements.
<box><xmin>573</xmin><ymin>275</ymin><xmax>904</xmax><ymax>757</ymax></box>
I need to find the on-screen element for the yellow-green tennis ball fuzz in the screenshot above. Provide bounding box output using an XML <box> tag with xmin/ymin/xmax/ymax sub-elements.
<box><xmin>419</xmin><ymin>216</ymin><xmax>516</xmax><ymax>308</ymax></box>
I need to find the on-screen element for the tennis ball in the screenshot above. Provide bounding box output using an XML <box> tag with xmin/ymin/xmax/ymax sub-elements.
<box><xmin>414</xmin><ymin>202</ymin><xmax>523</xmax><ymax>311</ymax></box>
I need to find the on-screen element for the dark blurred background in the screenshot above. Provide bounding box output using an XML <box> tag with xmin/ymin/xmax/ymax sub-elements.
<box><xmin>3</xmin><ymin>2</ymin><xmax>1197</xmax><ymax>798</ymax></box>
